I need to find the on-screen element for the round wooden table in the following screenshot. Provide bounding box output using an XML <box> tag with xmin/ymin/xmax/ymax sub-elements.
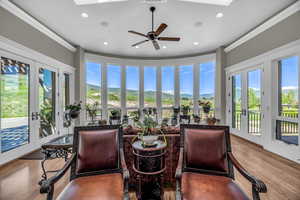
<box><xmin>132</xmin><ymin>140</ymin><xmax>167</xmax><ymax>200</ymax></box>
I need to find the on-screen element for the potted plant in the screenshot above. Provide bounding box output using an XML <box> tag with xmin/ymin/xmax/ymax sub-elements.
<box><xmin>206</xmin><ymin>117</ymin><xmax>220</xmax><ymax>125</ymax></box>
<box><xmin>109</xmin><ymin>109</ymin><xmax>121</xmax><ymax>125</ymax></box>
<box><xmin>181</xmin><ymin>105</ymin><xmax>190</xmax><ymax>115</ymax></box>
<box><xmin>65</xmin><ymin>102</ymin><xmax>82</xmax><ymax>119</ymax></box>
<box><xmin>171</xmin><ymin>107</ymin><xmax>180</xmax><ymax>126</ymax></box>
<box><xmin>129</xmin><ymin>110</ymin><xmax>141</xmax><ymax>124</ymax></box>
<box><xmin>199</xmin><ymin>100</ymin><xmax>212</xmax><ymax>115</ymax></box>
<box><xmin>192</xmin><ymin>114</ymin><xmax>201</xmax><ymax>124</ymax></box>
<box><xmin>135</xmin><ymin>112</ymin><xmax>160</xmax><ymax>147</ymax></box>
<box><xmin>86</xmin><ymin>101</ymin><xmax>99</xmax><ymax>125</ymax></box>
<box><xmin>161</xmin><ymin>118</ymin><xmax>169</xmax><ymax>128</ymax></box>
<box><xmin>122</xmin><ymin>115</ymin><xmax>129</xmax><ymax>125</ymax></box>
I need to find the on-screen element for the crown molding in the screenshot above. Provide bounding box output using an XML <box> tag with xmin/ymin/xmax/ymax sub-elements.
<box><xmin>224</xmin><ymin>1</ymin><xmax>300</xmax><ymax>53</ymax></box>
<box><xmin>0</xmin><ymin>0</ymin><xmax>76</xmax><ymax>52</ymax></box>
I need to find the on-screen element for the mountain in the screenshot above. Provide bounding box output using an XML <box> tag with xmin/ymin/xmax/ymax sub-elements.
<box><xmin>87</xmin><ymin>84</ymin><xmax>214</xmax><ymax>99</ymax></box>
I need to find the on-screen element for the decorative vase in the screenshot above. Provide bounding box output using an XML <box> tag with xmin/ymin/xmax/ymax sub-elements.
<box><xmin>206</xmin><ymin>117</ymin><xmax>217</xmax><ymax>125</ymax></box>
<box><xmin>141</xmin><ymin>135</ymin><xmax>159</xmax><ymax>146</ymax></box>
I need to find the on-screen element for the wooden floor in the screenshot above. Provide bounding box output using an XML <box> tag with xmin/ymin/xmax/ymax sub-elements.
<box><xmin>0</xmin><ymin>135</ymin><xmax>299</xmax><ymax>200</ymax></box>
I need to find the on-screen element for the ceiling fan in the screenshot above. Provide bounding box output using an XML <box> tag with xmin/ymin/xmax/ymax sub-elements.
<box><xmin>128</xmin><ymin>6</ymin><xmax>180</xmax><ymax>50</ymax></box>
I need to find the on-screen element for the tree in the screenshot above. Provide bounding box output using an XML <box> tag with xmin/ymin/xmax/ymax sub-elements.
<box><xmin>248</xmin><ymin>88</ymin><xmax>260</xmax><ymax>109</ymax></box>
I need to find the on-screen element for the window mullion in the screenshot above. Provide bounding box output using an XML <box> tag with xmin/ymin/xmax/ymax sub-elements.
<box><xmin>121</xmin><ymin>65</ymin><xmax>126</xmax><ymax>115</ymax></box>
<box><xmin>157</xmin><ymin>66</ymin><xmax>162</xmax><ymax>121</ymax></box>
<box><xmin>102</xmin><ymin>63</ymin><xmax>107</xmax><ymax>120</ymax></box>
<box><xmin>194</xmin><ymin>63</ymin><xmax>200</xmax><ymax>115</ymax></box>
<box><xmin>174</xmin><ymin>65</ymin><xmax>180</xmax><ymax>108</ymax></box>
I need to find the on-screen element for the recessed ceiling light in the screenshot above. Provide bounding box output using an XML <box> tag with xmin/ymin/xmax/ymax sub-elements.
<box><xmin>179</xmin><ymin>0</ymin><xmax>233</xmax><ymax>6</ymax></box>
<box><xmin>194</xmin><ymin>21</ymin><xmax>203</xmax><ymax>27</ymax></box>
<box><xmin>104</xmin><ymin>42</ymin><xmax>108</xmax><ymax>45</ymax></box>
<box><xmin>135</xmin><ymin>46</ymin><xmax>139</xmax><ymax>49</ymax></box>
<box><xmin>81</xmin><ymin>13</ymin><xmax>89</xmax><ymax>18</ymax></box>
<box><xmin>216</xmin><ymin>12</ymin><xmax>224</xmax><ymax>18</ymax></box>
<box><xmin>162</xmin><ymin>45</ymin><xmax>167</xmax><ymax>49</ymax></box>
<box><xmin>193</xmin><ymin>42</ymin><xmax>199</xmax><ymax>46</ymax></box>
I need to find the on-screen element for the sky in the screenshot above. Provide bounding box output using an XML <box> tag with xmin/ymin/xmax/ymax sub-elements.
<box><xmin>85</xmin><ymin>61</ymin><xmax>217</xmax><ymax>96</ymax></box>
<box><xmin>281</xmin><ymin>56</ymin><xmax>299</xmax><ymax>89</ymax></box>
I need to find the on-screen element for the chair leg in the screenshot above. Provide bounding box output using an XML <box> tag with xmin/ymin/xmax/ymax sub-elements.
<box><xmin>46</xmin><ymin>185</ymin><xmax>54</xmax><ymax>200</ymax></box>
<box><xmin>252</xmin><ymin>185</ymin><xmax>261</xmax><ymax>200</ymax></box>
<box><xmin>175</xmin><ymin>180</ymin><xmax>182</xmax><ymax>200</ymax></box>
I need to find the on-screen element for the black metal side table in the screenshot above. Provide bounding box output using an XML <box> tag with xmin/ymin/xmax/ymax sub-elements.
<box><xmin>39</xmin><ymin>134</ymin><xmax>73</xmax><ymax>184</ymax></box>
<box><xmin>132</xmin><ymin>140</ymin><xmax>167</xmax><ymax>200</ymax></box>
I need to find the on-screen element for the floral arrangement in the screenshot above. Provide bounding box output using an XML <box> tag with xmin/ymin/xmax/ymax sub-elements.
<box><xmin>199</xmin><ymin>100</ymin><xmax>212</xmax><ymax>114</ymax></box>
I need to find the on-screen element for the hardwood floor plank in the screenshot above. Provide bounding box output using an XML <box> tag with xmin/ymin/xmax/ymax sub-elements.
<box><xmin>0</xmin><ymin>135</ymin><xmax>299</xmax><ymax>200</ymax></box>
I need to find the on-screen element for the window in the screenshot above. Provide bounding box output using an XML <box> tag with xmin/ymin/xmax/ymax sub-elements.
<box><xmin>63</xmin><ymin>73</ymin><xmax>70</xmax><ymax>108</ymax></box>
<box><xmin>232</xmin><ymin>74</ymin><xmax>242</xmax><ymax>130</ymax></box>
<box><xmin>0</xmin><ymin>57</ymin><xmax>30</xmax><ymax>152</ymax></box>
<box><xmin>39</xmin><ymin>68</ymin><xmax>56</xmax><ymax>138</ymax></box>
<box><xmin>162</xmin><ymin>66</ymin><xmax>175</xmax><ymax>107</ymax></box>
<box><xmin>144</xmin><ymin>66</ymin><xmax>156</xmax><ymax>107</ymax></box>
<box><xmin>247</xmin><ymin>69</ymin><xmax>262</xmax><ymax>135</ymax></box>
<box><xmin>63</xmin><ymin>73</ymin><xmax>70</xmax><ymax>128</ymax></box>
<box><xmin>126</xmin><ymin>66</ymin><xmax>139</xmax><ymax>108</ymax></box>
<box><xmin>86</xmin><ymin>62</ymin><xmax>101</xmax><ymax>105</ymax></box>
<box><xmin>276</xmin><ymin>56</ymin><xmax>299</xmax><ymax>145</ymax></box>
<box><xmin>200</xmin><ymin>62</ymin><xmax>215</xmax><ymax>109</ymax></box>
<box><xmin>107</xmin><ymin>64</ymin><xmax>121</xmax><ymax>108</ymax></box>
<box><xmin>180</xmin><ymin>65</ymin><xmax>193</xmax><ymax>111</ymax></box>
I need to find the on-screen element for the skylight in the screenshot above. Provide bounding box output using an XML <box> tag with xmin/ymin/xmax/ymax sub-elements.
<box><xmin>73</xmin><ymin>0</ymin><xmax>127</xmax><ymax>5</ymax></box>
<box><xmin>74</xmin><ymin>0</ymin><xmax>233</xmax><ymax>6</ymax></box>
<box><xmin>179</xmin><ymin>0</ymin><xmax>234</xmax><ymax>6</ymax></box>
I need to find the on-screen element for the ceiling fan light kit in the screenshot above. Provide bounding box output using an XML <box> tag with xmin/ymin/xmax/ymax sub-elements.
<box><xmin>128</xmin><ymin>6</ymin><xmax>181</xmax><ymax>50</ymax></box>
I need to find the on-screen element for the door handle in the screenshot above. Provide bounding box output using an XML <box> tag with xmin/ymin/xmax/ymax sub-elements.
<box><xmin>31</xmin><ymin>112</ymin><xmax>40</xmax><ymax>120</ymax></box>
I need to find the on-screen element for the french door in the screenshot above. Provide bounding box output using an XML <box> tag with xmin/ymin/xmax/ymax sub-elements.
<box><xmin>0</xmin><ymin>53</ymin><xmax>37</xmax><ymax>164</ymax></box>
<box><xmin>0</xmin><ymin>51</ymin><xmax>73</xmax><ymax>165</ymax></box>
<box><xmin>37</xmin><ymin>65</ymin><xmax>59</xmax><ymax>142</ymax></box>
<box><xmin>229</xmin><ymin>66</ymin><xmax>264</xmax><ymax>144</ymax></box>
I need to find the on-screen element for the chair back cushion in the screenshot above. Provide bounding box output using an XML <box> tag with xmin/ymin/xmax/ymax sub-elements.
<box><xmin>184</xmin><ymin>128</ymin><xmax>228</xmax><ymax>172</ymax></box>
<box><xmin>76</xmin><ymin>129</ymin><xmax>118</xmax><ymax>173</ymax></box>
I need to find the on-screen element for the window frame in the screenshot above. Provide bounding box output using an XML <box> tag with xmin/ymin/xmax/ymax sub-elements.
<box><xmin>274</xmin><ymin>55</ymin><xmax>299</xmax><ymax>146</ymax></box>
<box><xmin>84</xmin><ymin>53</ymin><xmax>216</xmax><ymax>121</ymax></box>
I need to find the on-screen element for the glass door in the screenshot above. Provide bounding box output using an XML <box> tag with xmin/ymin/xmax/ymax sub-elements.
<box><xmin>0</xmin><ymin>55</ymin><xmax>39</xmax><ymax>165</ymax></box>
<box><xmin>247</xmin><ymin>69</ymin><xmax>262</xmax><ymax>136</ymax></box>
<box><xmin>231</xmin><ymin>73</ymin><xmax>242</xmax><ymax>134</ymax></box>
<box><xmin>38</xmin><ymin>66</ymin><xmax>58</xmax><ymax>140</ymax></box>
<box><xmin>230</xmin><ymin>67</ymin><xmax>264</xmax><ymax>144</ymax></box>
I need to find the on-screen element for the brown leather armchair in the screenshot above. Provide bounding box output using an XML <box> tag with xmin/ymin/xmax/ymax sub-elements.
<box><xmin>40</xmin><ymin>125</ymin><xmax>130</xmax><ymax>200</ymax></box>
<box><xmin>176</xmin><ymin>124</ymin><xmax>267</xmax><ymax>200</ymax></box>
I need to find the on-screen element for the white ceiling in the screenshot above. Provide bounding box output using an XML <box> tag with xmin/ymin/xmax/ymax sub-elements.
<box><xmin>11</xmin><ymin>0</ymin><xmax>295</xmax><ymax>58</ymax></box>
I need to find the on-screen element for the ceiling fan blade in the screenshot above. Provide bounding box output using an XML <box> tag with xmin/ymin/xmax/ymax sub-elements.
<box><xmin>158</xmin><ymin>37</ymin><xmax>180</xmax><ymax>41</ymax></box>
<box><xmin>132</xmin><ymin>40</ymin><xmax>149</xmax><ymax>47</ymax></box>
<box><xmin>152</xmin><ymin>40</ymin><xmax>160</xmax><ymax>50</ymax></box>
<box><xmin>155</xmin><ymin>23</ymin><xmax>168</xmax><ymax>36</ymax></box>
<box><xmin>128</xmin><ymin>31</ymin><xmax>148</xmax><ymax>38</ymax></box>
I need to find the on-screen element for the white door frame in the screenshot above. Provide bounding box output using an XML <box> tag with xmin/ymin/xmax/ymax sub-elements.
<box><xmin>226</xmin><ymin>39</ymin><xmax>300</xmax><ymax>163</ymax></box>
<box><xmin>0</xmin><ymin>36</ymin><xmax>75</xmax><ymax>166</ymax></box>
<box><xmin>0</xmin><ymin>50</ymin><xmax>37</xmax><ymax>164</ymax></box>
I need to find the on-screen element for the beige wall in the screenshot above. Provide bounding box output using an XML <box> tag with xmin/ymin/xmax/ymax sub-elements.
<box><xmin>226</xmin><ymin>11</ymin><xmax>300</xmax><ymax>67</ymax></box>
<box><xmin>0</xmin><ymin>7</ymin><xmax>74</xmax><ymax>66</ymax></box>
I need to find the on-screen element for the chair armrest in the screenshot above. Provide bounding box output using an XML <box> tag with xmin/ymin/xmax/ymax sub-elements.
<box><xmin>40</xmin><ymin>154</ymin><xmax>76</xmax><ymax>194</ymax></box>
<box><xmin>120</xmin><ymin>149</ymin><xmax>130</xmax><ymax>180</ymax></box>
<box><xmin>175</xmin><ymin>147</ymin><xmax>184</xmax><ymax>180</ymax></box>
<box><xmin>228</xmin><ymin>152</ymin><xmax>267</xmax><ymax>193</ymax></box>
